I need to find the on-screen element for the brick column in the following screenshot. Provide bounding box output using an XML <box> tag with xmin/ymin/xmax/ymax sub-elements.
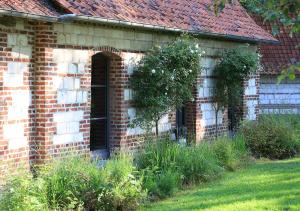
<box><xmin>33</xmin><ymin>22</ymin><xmax>56</xmax><ymax>164</ymax></box>
<box><xmin>186</xmin><ymin>75</ymin><xmax>203</xmax><ymax>143</ymax></box>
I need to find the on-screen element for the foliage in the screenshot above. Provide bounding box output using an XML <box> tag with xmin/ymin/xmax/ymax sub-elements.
<box><xmin>142</xmin><ymin>158</ymin><xmax>300</xmax><ymax>211</ymax></box>
<box><xmin>98</xmin><ymin>154</ymin><xmax>146</xmax><ymax>210</ymax></box>
<box><xmin>240</xmin><ymin>0</ymin><xmax>300</xmax><ymax>81</ymax></box>
<box><xmin>213</xmin><ymin>0</ymin><xmax>300</xmax><ymax>80</ymax></box>
<box><xmin>211</xmin><ymin>136</ymin><xmax>251</xmax><ymax>171</ymax></box>
<box><xmin>0</xmin><ymin>169</ymin><xmax>48</xmax><ymax>211</ymax></box>
<box><xmin>39</xmin><ymin>156</ymin><xmax>103</xmax><ymax>210</ymax></box>
<box><xmin>135</xmin><ymin>137</ymin><xmax>250</xmax><ymax>199</ymax></box>
<box><xmin>212</xmin><ymin>46</ymin><xmax>259</xmax><ymax>134</ymax></box>
<box><xmin>240</xmin><ymin>115</ymin><xmax>300</xmax><ymax>159</ymax></box>
<box><xmin>0</xmin><ymin>155</ymin><xmax>146</xmax><ymax>211</ymax></box>
<box><xmin>130</xmin><ymin>36</ymin><xmax>202</xmax><ymax>135</ymax></box>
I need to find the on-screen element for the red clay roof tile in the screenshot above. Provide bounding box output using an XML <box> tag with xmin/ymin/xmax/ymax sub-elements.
<box><xmin>0</xmin><ymin>0</ymin><xmax>60</xmax><ymax>16</ymax></box>
<box><xmin>0</xmin><ymin>0</ymin><xmax>277</xmax><ymax>43</ymax></box>
<box><xmin>253</xmin><ymin>16</ymin><xmax>300</xmax><ymax>75</ymax></box>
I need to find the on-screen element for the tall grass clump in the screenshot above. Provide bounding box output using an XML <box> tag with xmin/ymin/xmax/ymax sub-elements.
<box><xmin>0</xmin><ymin>168</ymin><xmax>48</xmax><ymax>211</ymax></box>
<box><xmin>135</xmin><ymin>137</ymin><xmax>250</xmax><ymax>199</ymax></box>
<box><xmin>240</xmin><ymin>115</ymin><xmax>300</xmax><ymax>159</ymax></box>
<box><xmin>211</xmin><ymin>135</ymin><xmax>251</xmax><ymax>171</ymax></box>
<box><xmin>39</xmin><ymin>156</ymin><xmax>103</xmax><ymax>210</ymax></box>
<box><xmin>0</xmin><ymin>154</ymin><xmax>146</xmax><ymax>211</ymax></box>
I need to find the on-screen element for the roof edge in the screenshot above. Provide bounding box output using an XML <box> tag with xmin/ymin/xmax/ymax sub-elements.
<box><xmin>0</xmin><ymin>9</ymin><xmax>58</xmax><ymax>22</ymax></box>
<box><xmin>59</xmin><ymin>14</ymin><xmax>279</xmax><ymax>44</ymax></box>
<box><xmin>0</xmin><ymin>9</ymin><xmax>279</xmax><ymax>44</ymax></box>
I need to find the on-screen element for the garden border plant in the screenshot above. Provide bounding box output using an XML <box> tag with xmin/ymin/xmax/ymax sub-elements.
<box><xmin>130</xmin><ymin>35</ymin><xmax>203</xmax><ymax>136</ymax></box>
<box><xmin>212</xmin><ymin>45</ymin><xmax>260</xmax><ymax>138</ymax></box>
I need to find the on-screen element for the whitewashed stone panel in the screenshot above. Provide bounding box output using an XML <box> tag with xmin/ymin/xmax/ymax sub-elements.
<box><xmin>259</xmin><ymin>77</ymin><xmax>300</xmax><ymax>114</ymax></box>
<box><xmin>200</xmin><ymin>103</ymin><xmax>223</xmax><ymax>126</ymax></box>
<box><xmin>53</xmin><ymin>111</ymin><xmax>84</xmax><ymax>145</ymax></box>
<box><xmin>4</xmin><ymin>62</ymin><xmax>27</xmax><ymax>87</ymax></box>
<box><xmin>3</xmin><ymin>123</ymin><xmax>27</xmax><ymax>149</ymax></box>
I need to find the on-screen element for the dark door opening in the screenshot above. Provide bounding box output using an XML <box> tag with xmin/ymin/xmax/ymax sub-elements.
<box><xmin>90</xmin><ymin>54</ymin><xmax>109</xmax><ymax>151</ymax></box>
<box><xmin>176</xmin><ymin>107</ymin><xmax>186</xmax><ymax>139</ymax></box>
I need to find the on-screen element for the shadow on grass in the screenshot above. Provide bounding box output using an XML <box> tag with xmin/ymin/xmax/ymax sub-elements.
<box><xmin>142</xmin><ymin>158</ymin><xmax>300</xmax><ymax>211</ymax></box>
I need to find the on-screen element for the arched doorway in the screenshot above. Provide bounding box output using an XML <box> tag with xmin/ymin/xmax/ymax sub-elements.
<box><xmin>90</xmin><ymin>53</ymin><xmax>109</xmax><ymax>154</ymax></box>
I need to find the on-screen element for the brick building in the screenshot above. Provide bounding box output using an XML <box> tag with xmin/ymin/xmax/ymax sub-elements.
<box><xmin>254</xmin><ymin>17</ymin><xmax>300</xmax><ymax>114</ymax></box>
<box><xmin>0</xmin><ymin>0</ymin><xmax>276</xmax><ymax>175</ymax></box>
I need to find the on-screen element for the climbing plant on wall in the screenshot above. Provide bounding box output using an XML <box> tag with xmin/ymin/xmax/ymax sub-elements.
<box><xmin>130</xmin><ymin>36</ymin><xmax>203</xmax><ymax>136</ymax></box>
<box><xmin>212</xmin><ymin>45</ymin><xmax>260</xmax><ymax>138</ymax></box>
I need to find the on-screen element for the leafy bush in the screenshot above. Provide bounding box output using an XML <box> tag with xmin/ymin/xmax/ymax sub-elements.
<box><xmin>211</xmin><ymin>136</ymin><xmax>251</xmax><ymax>171</ymax></box>
<box><xmin>135</xmin><ymin>140</ymin><xmax>224</xmax><ymax>198</ymax></box>
<box><xmin>39</xmin><ymin>156</ymin><xmax>103</xmax><ymax>210</ymax></box>
<box><xmin>130</xmin><ymin>36</ymin><xmax>202</xmax><ymax>135</ymax></box>
<box><xmin>177</xmin><ymin>143</ymin><xmax>222</xmax><ymax>184</ymax></box>
<box><xmin>0</xmin><ymin>155</ymin><xmax>146</xmax><ymax>211</ymax></box>
<box><xmin>240</xmin><ymin>115</ymin><xmax>300</xmax><ymax>159</ymax></box>
<box><xmin>142</xmin><ymin>169</ymin><xmax>181</xmax><ymax>199</ymax></box>
<box><xmin>0</xmin><ymin>169</ymin><xmax>48</xmax><ymax>211</ymax></box>
<box><xmin>98</xmin><ymin>154</ymin><xmax>146</xmax><ymax>210</ymax></box>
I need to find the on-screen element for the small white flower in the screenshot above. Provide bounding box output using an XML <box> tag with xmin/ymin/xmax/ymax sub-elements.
<box><xmin>191</xmin><ymin>49</ymin><xmax>194</xmax><ymax>53</ymax></box>
<box><xmin>195</xmin><ymin>44</ymin><xmax>199</xmax><ymax>49</ymax></box>
<box><xmin>161</xmin><ymin>70</ymin><xmax>164</xmax><ymax>74</ymax></box>
<box><xmin>243</xmin><ymin>65</ymin><xmax>246</xmax><ymax>69</ymax></box>
<box><xmin>165</xmin><ymin>92</ymin><xmax>168</xmax><ymax>95</ymax></box>
<box><xmin>202</xmin><ymin>50</ymin><xmax>206</xmax><ymax>55</ymax></box>
<box><xmin>151</xmin><ymin>69</ymin><xmax>156</xmax><ymax>74</ymax></box>
<box><xmin>189</xmin><ymin>69</ymin><xmax>193</xmax><ymax>73</ymax></box>
<box><xmin>171</xmin><ymin>76</ymin><xmax>175</xmax><ymax>80</ymax></box>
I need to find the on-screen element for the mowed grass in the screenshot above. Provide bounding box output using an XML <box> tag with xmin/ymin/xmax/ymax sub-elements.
<box><xmin>141</xmin><ymin>158</ymin><xmax>300</xmax><ymax>211</ymax></box>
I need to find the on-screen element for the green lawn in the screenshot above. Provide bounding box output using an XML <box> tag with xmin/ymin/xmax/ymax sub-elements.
<box><xmin>141</xmin><ymin>158</ymin><xmax>300</xmax><ymax>211</ymax></box>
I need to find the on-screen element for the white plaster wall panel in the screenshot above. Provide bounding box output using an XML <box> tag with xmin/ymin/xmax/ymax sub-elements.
<box><xmin>123</xmin><ymin>52</ymin><xmax>143</xmax><ymax>75</ymax></box>
<box><xmin>53</xmin><ymin>133</ymin><xmax>84</xmax><ymax>145</ymax></box>
<box><xmin>127</xmin><ymin>108</ymin><xmax>136</xmax><ymax>121</ymax></box>
<box><xmin>53</xmin><ymin>49</ymin><xmax>88</xmax><ymax>74</ymax></box>
<box><xmin>127</xmin><ymin>127</ymin><xmax>144</xmax><ymax>136</ymax></box>
<box><xmin>200</xmin><ymin>103</ymin><xmax>223</xmax><ymax>126</ymax></box>
<box><xmin>260</xmin><ymin>108</ymin><xmax>300</xmax><ymax>115</ymax></box>
<box><xmin>127</xmin><ymin>108</ymin><xmax>171</xmax><ymax>134</ymax></box>
<box><xmin>260</xmin><ymin>82</ymin><xmax>300</xmax><ymax>105</ymax></box>
<box><xmin>53</xmin><ymin>111</ymin><xmax>84</xmax><ymax>123</ymax></box>
<box><xmin>7</xmin><ymin>34</ymin><xmax>32</xmax><ymax>59</ymax></box>
<box><xmin>54</xmin><ymin>76</ymin><xmax>87</xmax><ymax>104</ymax></box>
<box><xmin>198</xmin><ymin>78</ymin><xmax>214</xmax><ymax>98</ymax></box>
<box><xmin>4</xmin><ymin>62</ymin><xmax>27</xmax><ymax>87</ymax></box>
<box><xmin>124</xmin><ymin>89</ymin><xmax>133</xmax><ymax>101</ymax></box>
<box><xmin>3</xmin><ymin>123</ymin><xmax>27</xmax><ymax>149</ymax></box>
<box><xmin>53</xmin><ymin>111</ymin><xmax>84</xmax><ymax>145</ymax></box>
<box><xmin>56</xmin><ymin>122</ymin><xmax>80</xmax><ymax>135</ymax></box>
<box><xmin>126</xmin><ymin>107</ymin><xmax>145</xmax><ymax>135</ymax></box>
<box><xmin>77</xmin><ymin>63</ymin><xmax>85</xmax><ymax>73</ymax></box>
<box><xmin>200</xmin><ymin>57</ymin><xmax>217</xmax><ymax>76</ymax></box>
<box><xmin>8</xmin><ymin>90</ymin><xmax>31</xmax><ymax>120</ymax></box>
<box><xmin>156</xmin><ymin>114</ymin><xmax>172</xmax><ymax>133</ymax></box>
<box><xmin>3</xmin><ymin>73</ymin><xmax>23</xmax><ymax>87</ymax></box>
<box><xmin>246</xmin><ymin>100</ymin><xmax>258</xmax><ymax>120</ymax></box>
<box><xmin>245</xmin><ymin>78</ymin><xmax>257</xmax><ymax>96</ymax></box>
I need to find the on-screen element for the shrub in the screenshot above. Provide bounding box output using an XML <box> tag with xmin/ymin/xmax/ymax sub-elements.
<box><xmin>39</xmin><ymin>156</ymin><xmax>103</xmax><ymax>210</ymax></box>
<box><xmin>135</xmin><ymin>140</ymin><xmax>224</xmax><ymax>198</ymax></box>
<box><xmin>98</xmin><ymin>154</ymin><xmax>146</xmax><ymax>210</ymax></box>
<box><xmin>240</xmin><ymin>115</ymin><xmax>300</xmax><ymax>159</ymax></box>
<box><xmin>142</xmin><ymin>168</ymin><xmax>181</xmax><ymax>199</ymax></box>
<box><xmin>211</xmin><ymin>136</ymin><xmax>251</xmax><ymax>171</ymax></box>
<box><xmin>0</xmin><ymin>155</ymin><xmax>146</xmax><ymax>211</ymax></box>
<box><xmin>0</xmin><ymin>169</ymin><xmax>48</xmax><ymax>211</ymax></box>
<box><xmin>177</xmin><ymin>143</ymin><xmax>223</xmax><ymax>184</ymax></box>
